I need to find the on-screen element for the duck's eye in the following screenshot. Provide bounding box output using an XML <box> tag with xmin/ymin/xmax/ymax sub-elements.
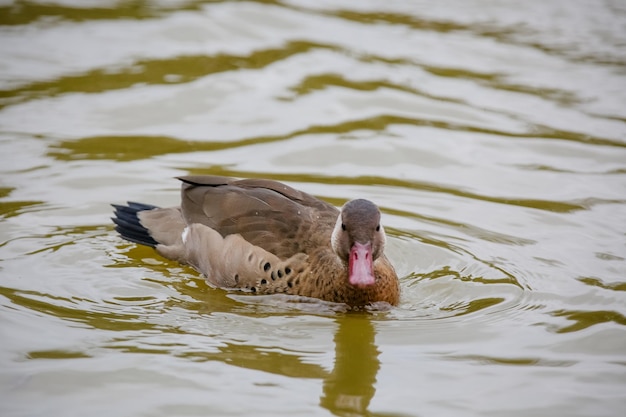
<box><xmin>376</xmin><ymin>224</ymin><xmax>380</xmax><ymax>232</ymax></box>
<box><xmin>341</xmin><ymin>223</ymin><xmax>346</xmax><ymax>231</ymax></box>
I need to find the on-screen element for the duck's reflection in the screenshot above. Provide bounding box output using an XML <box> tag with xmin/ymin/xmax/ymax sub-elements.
<box><xmin>103</xmin><ymin>254</ymin><xmax>382</xmax><ymax>416</ymax></box>
<box><xmin>96</xmin><ymin>304</ymin><xmax>380</xmax><ymax>415</ymax></box>
<box><xmin>168</xmin><ymin>312</ymin><xmax>381</xmax><ymax>416</ymax></box>
<box><xmin>321</xmin><ymin>315</ymin><xmax>380</xmax><ymax>416</ymax></box>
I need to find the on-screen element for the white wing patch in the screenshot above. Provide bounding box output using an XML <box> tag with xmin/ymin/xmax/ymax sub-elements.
<box><xmin>330</xmin><ymin>212</ymin><xmax>343</xmax><ymax>255</ymax></box>
<box><xmin>182</xmin><ymin>226</ymin><xmax>190</xmax><ymax>244</ymax></box>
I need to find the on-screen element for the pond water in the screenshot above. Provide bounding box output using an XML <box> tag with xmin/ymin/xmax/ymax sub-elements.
<box><xmin>1</xmin><ymin>1</ymin><xmax>626</xmax><ymax>416</ymax></box>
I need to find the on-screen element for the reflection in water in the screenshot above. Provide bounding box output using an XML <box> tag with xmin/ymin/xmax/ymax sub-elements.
<box><xmin>1</xmin><ymin>41</ymin><xmax>331</xmax><ymax>109</ymax></box>
<box><xmin>0</xmin><ymin>1</ymin><xmax>178</xmax><ymax>25</ymax></box>
<box><xmin>13</xmin><ymin>282</ymin><xmax>382</xmax><ymax>416</ymax></box>
<box><xmin>551</xmin><ymin>309</ymin><xmax>626</xmax><ymax>334</ymax></box>
<box><xmin>0</xmin><ymin>199</ymin><xmax>44</xmax><ymax>219</ymax></box>
<box><xmin>0</xmin><ymin>285</ymin><xmax>161</xmax><ymax>332</ymax></box>
<box><xmin>321</xmin><ymin>316</ymin><xmax>379</xmax><ymax>417</ymax></box>
<box><xmin>1</xmin><ymin>0</ymin><xmax>625</xmax><ymax>415</ymax></box>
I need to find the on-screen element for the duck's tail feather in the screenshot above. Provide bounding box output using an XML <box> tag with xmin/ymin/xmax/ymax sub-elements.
<box><xmin>111</xmin><ymin>202</ymin><xmax>159</xmax><ymax>248</ymax></box>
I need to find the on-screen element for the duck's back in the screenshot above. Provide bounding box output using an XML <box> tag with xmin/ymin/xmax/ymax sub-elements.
<box><xmin>178</xmin><ymin>176</ymin><xmax>339</xmax><ymax>259</ymax></box>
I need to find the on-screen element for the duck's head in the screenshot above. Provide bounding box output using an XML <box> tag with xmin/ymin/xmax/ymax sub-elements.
<box><xmin>331</xmin><ymin>199</ymin><xmax>386</xmax><ymax>288</ymax></box>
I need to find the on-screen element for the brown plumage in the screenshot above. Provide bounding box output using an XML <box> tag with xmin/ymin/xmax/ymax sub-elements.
<box><xmin>112</xmin><ymin>175</ymin><xmax>399</xmax><ymax>306</ymax></box>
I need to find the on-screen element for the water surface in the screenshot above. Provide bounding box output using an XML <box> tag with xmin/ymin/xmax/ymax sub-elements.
<box><xmin>1</xmin><ymin>1</ymin><xmax>625</xmax><ymax>416</ymax></box>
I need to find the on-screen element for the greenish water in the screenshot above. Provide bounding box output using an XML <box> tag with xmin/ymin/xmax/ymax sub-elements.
<box><xmin>1</xmin><ymin>1</ymin><xmax>625</xmax><ymax>416</ymax></box>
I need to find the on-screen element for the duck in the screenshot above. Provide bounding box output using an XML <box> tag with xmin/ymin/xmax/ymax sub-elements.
<box><xmin>112</xmin><ymin>175</ymin><xmax>399</xmax><ymax>307</ymax></box>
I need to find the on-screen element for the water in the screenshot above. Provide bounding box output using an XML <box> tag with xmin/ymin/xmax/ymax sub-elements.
<box><xmin>1</xmin><ymin>1</ymin><xmax>625</xmax><ymax>416</ymax></box>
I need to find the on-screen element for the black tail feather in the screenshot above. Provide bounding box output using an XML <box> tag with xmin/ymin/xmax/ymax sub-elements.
<box><xmin>111</xmin><ymin>202</ymin><xmax>159</xmax><ymax>248</ymax></box>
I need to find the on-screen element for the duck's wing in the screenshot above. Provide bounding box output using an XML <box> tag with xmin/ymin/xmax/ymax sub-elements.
<box><xmin>177</xmin><ymin>176</ymin><xmax>338</xmax><ymax>259</ymax></box>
